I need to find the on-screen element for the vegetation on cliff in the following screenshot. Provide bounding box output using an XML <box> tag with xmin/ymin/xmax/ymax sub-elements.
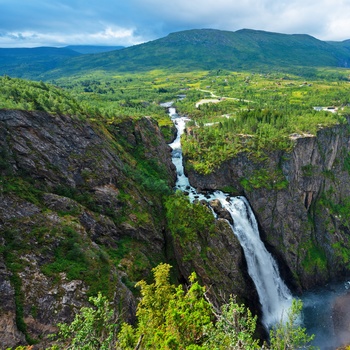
<box><xmin>49</xmin><ymin>264</ymin><xmax>314</xmax><ymax>350</ymax></box>
<box><xmin>0</xmin><ymin>106</ymin><xmax>175</xmax><ymax>345</ymax></box>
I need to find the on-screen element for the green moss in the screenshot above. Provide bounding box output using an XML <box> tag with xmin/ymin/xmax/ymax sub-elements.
<box><xmin>0</xmin><ymin>176</ymin><xmax>43</xmax><ymax>206</ymax></box>
<box><xmin>41</xmin><ymin>226</ymin><xmax>115</xmax><ymax>297</ymax></box>
<box><xmin>301</xmin><ymin>164</ymin><xmax>317</xmax><ymax>177</ymax></box>
<box><xmin>219</xmin><ymin>185</ymin><xmax>240</xmax><ymax>195</ymax></box>
<box><xmin>318</xmin><ymin>193</ymin><xmax>350</xmax><ymax>229</ymax></box>
<box><xmin>240</xmin><ymin>168</ymin><xmax>288</xmax><ymax>192</ymax></box>
<box><xmin>301</xmin><ymin>243</ymin><xmax>328</xmax><ymax>274</ymax></box>
<box><xmin>332</xmin><ymin>242</ymin><xmax>350</xmax><ymax>268</ymax></box>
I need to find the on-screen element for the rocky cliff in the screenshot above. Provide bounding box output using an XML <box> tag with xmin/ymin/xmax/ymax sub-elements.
<box><xmin>187</xmin><ymin>118</ymin><xmax>350</xmax><ymax>292</ymax></box>
<box><xmin>0</xmin><ymin>109</ymin><xmax>176</xmax><ymax>347</ymax></box>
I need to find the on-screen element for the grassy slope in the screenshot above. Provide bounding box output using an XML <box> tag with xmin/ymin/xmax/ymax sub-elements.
<box><xmin>0</xmin><ymin>47</ymin><xmax>81</xmax><ymax>78</ymax></box>
<box><xmin>1</xmin><ymin>28</ymin><xmax>349</xmax><ymax>80</ymax></box>
<box><xmin>40</xmin><ymin>29</ymin><xmax>350</xmax><ymax>79</ymax></box>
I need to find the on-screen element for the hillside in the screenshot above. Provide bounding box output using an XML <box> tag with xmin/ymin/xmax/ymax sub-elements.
<box><xmin>39</xmin><ymin>28</ymin><xmax>350</xmax><ymax>79</ymax></box>
<box><xmin>2</xmin><ymin>70</ymin><xmax>350</xmax><ymax>346</ymax></box>
<box><xmin>65</xmin><ymin>45</ymin><xmax>124</xmax><ymax>54</ymax></box>
<box><xmin>1</xmin><ymin>28</ymin><xmax>350</xmax><ymax>80</ymax></box>
<box><xmin>0</xmin><ymin>46</ymin><xmax>125</xmax><ymax>79</ymax></box>
<box><xmin>0</xmin><ymin>47</ymin><xmax>81</xmax><ymax>79</ymax></box>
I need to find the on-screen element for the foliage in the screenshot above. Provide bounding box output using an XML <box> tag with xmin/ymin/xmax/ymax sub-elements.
<box><xmin>117</xmin><ymin>263</ymin><xmax>263</xmax><ymax>350</ymax></box>
<box><xmin>2</xmin><ymin>68</ymin><xmax>350</xmax><ymax>175</ymax></box>
<box><xmin>165</xmin><ymin>191</ymin><xmax>216</xmax><ymax>248</ymax></box>
<box><xmin>0</xmin><ymin>76</ymin><xmax>93</xmax><ymax>117</ymax></box>
<box><xmin>182</xmin><ymin>106</ymin><xmax>345</xmax><ymax>174</ymax></box>
<box><xmin>117</xmin><ymin>263</ymin><xmax>214</xmax><ymax>349</ymax></box>
<box><xmin>48</xmin><ymin>264</ymin><xmax>316</xmax><ymax>350</ymax></box>
<box><xmin>204</xmin><ymin>297</ymin><xmax>260</xmax><ymax>349</ymax></box>
<box><xmin>51</xmin><ymin>292</ymin><xmax>118</xmax><ymax>349</ymax></box>
<box><xmin>269</xmin><ymin>299</ymin><xmax>316</xmax><ymax>349</ymax></box>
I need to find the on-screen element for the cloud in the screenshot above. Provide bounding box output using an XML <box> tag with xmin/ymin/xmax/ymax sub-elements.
<box><xmin>0</xmin><ymin>26</ymin><xmax>143</xmax><ymax>47</ymax></box>
<box><xmin>0</xmin><ymin>0</ymin><xmax>349</xmax><ymax>47</ymax></box>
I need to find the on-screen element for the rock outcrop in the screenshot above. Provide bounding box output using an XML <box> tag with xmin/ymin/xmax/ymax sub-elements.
<box><xmin>187</xmin><ymin>119</ymin><xmax>350</xmax><ymax>291</ymax></box>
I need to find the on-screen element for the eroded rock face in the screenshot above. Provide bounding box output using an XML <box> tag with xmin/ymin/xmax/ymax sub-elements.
<box><xmin>0</xmin><ymin>110</ymin><xmax>173</xmax><ymax>346</ymax></box>
<box><xmin>187</xmin><ymin>120</ymin><xmax>350</xmax><ymax>291</ymax></box>
<box><xmin>172</xmin><ymin>215</ymin><xmax>259</xmax><ymax>312</ymax></box>
<box><xmin>0</xmin><ymin>258</ymin><xmax>26</xmax><ymax>348</ymax></box>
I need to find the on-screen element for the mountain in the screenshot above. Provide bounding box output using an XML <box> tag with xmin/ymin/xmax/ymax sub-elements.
<box><xmin>1</xmin><ymin>29</ymin><xmax>350</xmax><ymax>80</ymax></box>
<box><xmin>40</xmin><ymin>28</ymin><xmax>350</xmax><ymax>79</ymax></box>
<box><xmin>65</xmin><ymin>45</ymin><xmax>124</xmax><ymax>54</ymax></box>
<box><xmin>328</xmin><ymin>39</ymin><xmax>350</xmax><ymax>55</ymax></box>
<box><xmin>0</xmin><ymin>47</ymin><xmax>81</xmax><ymax>79</ymax></box>
<box><xmin>0</xmin><ymin>46</ymin><xmax>125</xmax><ymax>78</ymax></box>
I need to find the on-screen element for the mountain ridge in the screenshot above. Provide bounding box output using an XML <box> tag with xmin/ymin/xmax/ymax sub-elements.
<box><xmin>64</xmin><ymin>45</ymin><xmax>124</xmax><ymax>54</ymax></box>
<box><xmin>1</xmin><ymin>28</ymin><xmax>350</xmax><ymax>79</ymax></box>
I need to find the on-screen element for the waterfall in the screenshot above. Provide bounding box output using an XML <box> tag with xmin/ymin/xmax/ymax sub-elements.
<box><xmin>168</xmin><ymin>108</ymin><xmax>292</xmax><ymax>328</ymax></box>
<box><xmin>213</xmin><ymin>193</ymin><xmax>292</xmax><ymax>327</ymax></box>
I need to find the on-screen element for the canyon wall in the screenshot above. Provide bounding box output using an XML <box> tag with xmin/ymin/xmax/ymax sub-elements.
<box><xmin>2</xmin><ymin>108</ymin><xmax>349</xmax><ymax>347</ymax></box>
<box><xmin>0</xmin><ymin>110</ymin><xmax>175</xmax><ymax>347</ymax></box>
<box><xmin>188</xmin><ymin>119</ymin><xmax>350</xmax><ymax>291</ymax></box>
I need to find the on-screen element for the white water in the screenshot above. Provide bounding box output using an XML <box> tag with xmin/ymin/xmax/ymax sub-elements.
<box><xmin>168</xmin><ymin>107</ymin><xmax>292</xmax><ymax>327</ymax></box>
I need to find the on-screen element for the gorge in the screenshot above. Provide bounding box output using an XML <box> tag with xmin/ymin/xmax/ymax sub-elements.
<box><xmin>169</xmin><ymin>105</ymin><xmax>350</xmax><ymax>348</ymax></box>
<box><xmin>168</xmin><ymin>106</ymin><xmax>292</xmax><ymax>328</ymax></box>
<box><xmin>1</xmin><ymin>106</ymin><xmax>350</xmax><ymax>348</ymax></box>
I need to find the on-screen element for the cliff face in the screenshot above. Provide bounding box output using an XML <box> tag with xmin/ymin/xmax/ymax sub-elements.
<box><xmin>188</xmin><ymin>120</ymin><xmax>350</xmax><ymax>291</ymax></box>
<box><xmin>0</xmin><ymin>109</ymin><xmax>175</xmax><ymax>347</ymax></box>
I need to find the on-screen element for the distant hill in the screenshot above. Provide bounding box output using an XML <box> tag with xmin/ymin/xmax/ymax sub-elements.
<box><xmin>328</xmin><ymin>39</ymin><xmax>350</xmax><ymax>55</ymax></box>
<box><xmin>0</xmin><ymin>46</ymin><xmax>123</xmax><ymax>79</ymax></box>
<box><xmin>41</xmin><ymin>29</ymin><xmax>350</xmax><ymax>79</ymax></box>
<box><xmin>65</xmin><ymin>45</ymin><xmax>124</xmax><ymax>54</ymax></box>
<box><xmin>0</xmin><ymin>47</ymin><xmax>81</xmax><ymax>78</ymax></box>
<box><xmin>2</xmin><ymin>29</ymin><xmax>350</xmax><ymax>79</ymax></box>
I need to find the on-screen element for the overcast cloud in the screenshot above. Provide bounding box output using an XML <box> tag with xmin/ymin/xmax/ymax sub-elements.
<box><xmin>0</xmin><ymin>0</ymin><xmax>349</xmax><ymax>47</ymax></box>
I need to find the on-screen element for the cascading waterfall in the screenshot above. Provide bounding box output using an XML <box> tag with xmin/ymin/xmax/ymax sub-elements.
<box><xmin>168</xmin><ymin>107</ymin><xmax>292</xmax><ymax>328</ymax></box>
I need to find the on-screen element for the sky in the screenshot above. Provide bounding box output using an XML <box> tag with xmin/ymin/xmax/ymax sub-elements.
<box><xmin>1</xmin><ymin>0</ymin><xmax>350</xmax><ymax>48</ymax></box>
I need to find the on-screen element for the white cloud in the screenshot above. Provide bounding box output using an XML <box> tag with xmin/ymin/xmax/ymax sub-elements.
<box><xmin>0</xmin><ymin>0</ymin><xmax>350</xmax><ymax>47</ymax></box>
<box><xmin>132</xmin><ymin>0</ymin><xmax>350</xmax><ymax>41</ymax></box>
<box><xmin>89</xmin><ymin>26</ymin><xmax>144</xmax><ymax>45</ymax></box>
<box><xmin>0</xmin><ymin>25</ymin><xmax>144</xmax><ymax>47</ymax></box>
